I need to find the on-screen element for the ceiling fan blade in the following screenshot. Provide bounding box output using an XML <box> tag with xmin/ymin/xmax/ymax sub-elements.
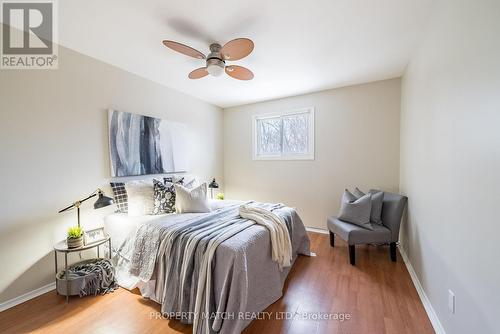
<box><xmin>220</xmin><ymin>38</ymin><xmax>254</xmax><ymax>61</ymax></box>
<box><xmin>188</xmin><ymin>67</ymin><xmax>209</xmax><ymax>79</ymax></box>
<box><xmin>225</xmin><ymin>65</ymin><xmax>254</xmax><ymax>80</ymax></box>
<box><xmin>162</xmin><ymin>40</ymin><xmax>206</xmax><ymax>59</ymax></box>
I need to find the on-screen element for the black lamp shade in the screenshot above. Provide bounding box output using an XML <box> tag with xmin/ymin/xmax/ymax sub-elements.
<box><xmin>94</xmin><ymin>191</ymin><xmax>114</xmax><ymax>209</ymax></box>
<box><xmin>208</xmin><ymin>178</ymin><xmax>219</xmax><ymax>189</ymax></box>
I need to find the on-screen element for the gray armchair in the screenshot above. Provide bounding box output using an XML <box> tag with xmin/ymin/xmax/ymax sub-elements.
<box><xmin>327</xmin><ymin>192</ymin><xmax>407</xmax><ymax>265</ymax></box>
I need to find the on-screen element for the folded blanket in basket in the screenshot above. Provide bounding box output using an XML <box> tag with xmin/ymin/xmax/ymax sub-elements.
<box><xmin>62</xmin><ymin>259</ymin><xmax>118</xmax><ymax>297</ymax></box>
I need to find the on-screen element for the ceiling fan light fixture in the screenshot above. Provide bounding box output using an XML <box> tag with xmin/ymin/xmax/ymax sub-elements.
<box><xmin>206</xmin><ymin>58</ymin><xmax>224</xmax><ymax>77</ymax></box>
<box><xmin>207</xmin><ymin>63</ymin><xmax>224</xmax><ymax>76</ymax></box>
<box><xmin>162</xmin><ymin>38</ymin><xmax>254</xmax><ymax>80</ymax></box>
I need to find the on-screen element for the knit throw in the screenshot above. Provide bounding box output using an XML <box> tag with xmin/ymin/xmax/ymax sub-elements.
<box><xmin>62</xmin><ymin>259</ymin><xmax>118</xmax><ymax>297</ymax></box>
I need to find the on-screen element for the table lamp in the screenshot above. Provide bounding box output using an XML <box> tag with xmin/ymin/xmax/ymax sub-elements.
<box><xmin>58</xmin><ymin>189</ymin><xmax>114</xmax><ymax>229</ymax></box>
<box><xmin>208</xmin><ymin>178</ymin><xmax>219</xmax><ymax>199</ymax></box>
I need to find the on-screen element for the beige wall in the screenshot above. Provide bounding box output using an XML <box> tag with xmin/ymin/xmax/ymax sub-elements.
<box><xmin>0</xmin><ymin>45</ymin><xmax>223</xmax><ymax>303</ymax></box>
<box><xmin>400</xmin><ymin>0</ymin><xmax>500</xmax><ymax>333</ymax></box>
<box><xmin>223</xmin><ymin>79</ymin><xmax>401</xmax><ymax>229</ymax></box>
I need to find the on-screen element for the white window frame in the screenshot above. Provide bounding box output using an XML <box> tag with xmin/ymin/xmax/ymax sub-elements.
<box><xmin>252</xmin><ymin>107</ymin><xmax>315</xmax><ymax>160</ymax></box>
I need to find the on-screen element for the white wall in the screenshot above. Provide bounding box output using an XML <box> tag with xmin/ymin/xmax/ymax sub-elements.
<box><xmin>399</xmin><ymin>0</ymin><xmax>500</xmax><ymax>333</ymax></box>
<box><xmin>224</xmin><ymin>79</ymin><xmax>401</xmax><ymax>229</ymax></box>
<box><xmin>0</xmin><ymin>45</ymin><xmax>223</xmax><ymax>303</ymax></box>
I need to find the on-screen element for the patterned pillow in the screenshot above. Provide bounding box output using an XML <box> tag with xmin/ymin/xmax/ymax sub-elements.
<box><xmin>164</xmin><ymin>175</ymin><xmax>199</xmax><ymax>189</ymax></box>
<box><xmin>164</xmin><ymin>176</ymin><xmax>184</xmax><ymax>186</ymax></box>
<box><xmin>110</xmin><ymin>182</ymin><xmax>128</xmax><ymax>213</ymax></box>
<box><xmin>153</xmin><ymin>179</ymin><xmax>176</xmax><ymax>214</ymax></box>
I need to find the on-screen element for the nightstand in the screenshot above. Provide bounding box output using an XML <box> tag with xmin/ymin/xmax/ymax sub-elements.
<box><xmin>53</xmin><ymin>235</ymin><xmax>111</xmax><ymax>302</ymax></box>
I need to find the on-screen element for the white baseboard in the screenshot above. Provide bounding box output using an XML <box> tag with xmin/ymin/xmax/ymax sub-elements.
<box><xmin>305</xmin><ymin>226</ymin><xmax>329</xmax><ymax>235</ymax></box>
<box><xmin>398</xmin><ymin>245</ymin><xmax>446</xmax><ymax>334</ymax></box>
<box><xmin>0</xmin><ymin>282</ymin><xmax>55</xmax><ymax>312</ymax></box>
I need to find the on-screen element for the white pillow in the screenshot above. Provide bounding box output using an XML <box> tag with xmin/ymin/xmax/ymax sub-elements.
<box><xmin>174</xmin><ymin>183</ymin><xmax>211</xmax><ymax>213</ymax></box>
<box><xmin>125</xmin><ymin>180</ymin><xmax>155</xmax><ymax>216</ymax></box>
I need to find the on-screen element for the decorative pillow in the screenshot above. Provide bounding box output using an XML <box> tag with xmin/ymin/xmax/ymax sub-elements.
<box><xmin>338</xmin><ymin>189</ymin><xmax>373</xmax><ymax>230</ymax></box>
<box><xmin>110</xmin><ymin>182</ymin><xmax>128</xmax><ymax>213</ymax></box>
<box><xmin>174</xmin><ymin>183</ymin><xmax>211</xmax><ymax>214</ymax></box>
<box><xmin>182</xmin><ymin>177</ymin><xmax>197</xmax><ymax>189</ymax></box>
<box><xmin>354</xmin><ymin>187</ymin><xmax>384</xmax><ymax>224</ymax></box>
<box><xmin>368</xmin><ymin>189</ymin><xmax>384</xmax><ymax>224</ymax></box>
<box><xmin>153</xmin><ymin>179</ymin><xmax>176</xmax><ymax>214</ymax></box>
<box><xmin>353</xmin><ymin>187</ymin><xmax>365</xmax><ymax>199</ymax></box>
<box><xmin>125</xmin><ymin>180</ymin><xmax>155</xmax><ymax>216</ymax></box>
<box><xmin>164</xmin><ymin>176</ymin><xmax>184</xmax><ymax>186</ymax></box>
<box><xmin>164</xmin><ymin>175</ymin><xmax>197</xmax><ymax>189</ymax></box>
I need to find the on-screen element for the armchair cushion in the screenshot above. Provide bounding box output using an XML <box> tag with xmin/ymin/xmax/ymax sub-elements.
<box><xmin>327</xmin><ymin>217</ymin><xmax>391</xmax><ymax>245</ymax></box>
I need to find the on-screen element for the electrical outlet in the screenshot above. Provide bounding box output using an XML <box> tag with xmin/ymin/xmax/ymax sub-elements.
<box><xmin>448</xmin><ymin>289</ymin><xmax>455</xmax><ymax>314</ymax></box>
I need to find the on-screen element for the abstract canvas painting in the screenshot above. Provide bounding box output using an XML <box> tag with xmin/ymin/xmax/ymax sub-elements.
<box><xmin>108</xmin><ymin>110</ymin><xmax>189</xmax><ymax>177</ymax></box>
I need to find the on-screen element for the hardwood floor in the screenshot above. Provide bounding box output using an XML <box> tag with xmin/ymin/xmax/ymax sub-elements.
<box><xmin>0</xmin><ymin>232</ymin><xmax>434</xmax><ymax>334</ymax></box>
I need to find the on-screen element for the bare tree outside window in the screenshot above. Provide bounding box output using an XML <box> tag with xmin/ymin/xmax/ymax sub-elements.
<box><xmin>257</xmin><ymin>117</ymin><xmax>282</xmax><ymax>155</ymax></box>
<box><xmin>283</xmin><ymin>113</ymin><xmax>308</xmax><ymax>154</ymax></box>
<box><xmin>253</xmin><ymin>108</ymin><xmax>314</xmax><ymax>160</ymax></box>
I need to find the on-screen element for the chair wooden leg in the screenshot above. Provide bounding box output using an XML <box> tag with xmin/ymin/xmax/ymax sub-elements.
<box><xmin>390</xmin><ymin>242</ymin><xmax>397</xmax><ymax>262</ymax></box>
<box><xmin>349</xmin><ymin>245</ymin><xmax>355</xmax><ymax>265</ymax></box>
<box><xmin>329</xmin><ymin>232</ymin><xmax>335</xmax><ymax>247</ymax></box>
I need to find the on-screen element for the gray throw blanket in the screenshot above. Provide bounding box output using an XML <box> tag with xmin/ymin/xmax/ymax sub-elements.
<box><xmin>129</xmin><ymin>202</ymin><xmax>310</xmax><ymax>334</ymax></box>
<box><xmin>62</xmin><ymin>259</ymin><xmax>118</xmax><ymax>297</ymax></box>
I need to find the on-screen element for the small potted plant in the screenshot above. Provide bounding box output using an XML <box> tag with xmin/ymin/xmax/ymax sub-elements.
<box><xmin>216</xmin><ymin>192</ymin><xmax>225</xmax><ymax>200</ymax></box>
<box><xmin>67</xmin><ymin>226</ymin><xmax>84</xmax><ymax>248</ymax></box>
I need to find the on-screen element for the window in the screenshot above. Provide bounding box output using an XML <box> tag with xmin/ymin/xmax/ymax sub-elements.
<box><xmin>253</xmin><ymin>108</ymin><xmax>314</xmax><ymax>160</ymax></box>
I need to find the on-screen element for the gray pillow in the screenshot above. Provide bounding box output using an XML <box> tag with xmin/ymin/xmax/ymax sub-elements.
<box><xmin>368</xmin><ymin>189</ymin><xmax>384</xmax><ymax>224</ymax></box>
<box><xmin>353</xmin><ymin>187</ymin><xmax>365</xmax><ymax>198</ymax></box>
<box><xmin>354</xmin><ymin>187</ymin><xmax>384</xmax><ymax>225</ymax></box>
<box><xmin>338</xmin><ymin>190</ymin><xmax>373</xmax><ymax>230</ymax></box>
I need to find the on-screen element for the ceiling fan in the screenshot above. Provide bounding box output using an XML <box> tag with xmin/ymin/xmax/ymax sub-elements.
<box><xmin>162</xmin><ymin>38</ymin><xmax>254</xmax><ymax>80</ymax></box>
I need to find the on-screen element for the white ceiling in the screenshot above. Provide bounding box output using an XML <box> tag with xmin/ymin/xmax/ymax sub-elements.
<box><xmin>59</xmin><ymin>0</ymin><xmax>433</xmax><ymax>108</ymax></box>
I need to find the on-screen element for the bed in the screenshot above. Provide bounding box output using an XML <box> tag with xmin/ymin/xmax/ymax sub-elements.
<box><xmin>104</xmin><ymin>199</ymin><xmax>310</xmax><ymax>334</ymax></box>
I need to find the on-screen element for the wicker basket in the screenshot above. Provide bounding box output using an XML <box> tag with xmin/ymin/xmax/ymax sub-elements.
<box><xmin>56</xmin><ymin>258</ymin><xmax>103</xmax><ymax>296</ymax></box>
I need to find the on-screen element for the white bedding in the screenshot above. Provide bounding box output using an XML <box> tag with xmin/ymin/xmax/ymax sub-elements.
<box><xmin>103</xmin><ymin>199</ymin><xmax>244</xmax><ymax>288</ymax></box>
<box><xmin>104</xmin><ymin>212</ymin><xmax>169</xmax><ymax>251</ymax></box>
<box><xmin>104</xmin><ymin>200</ymin><xmax>239</xmax><ymax>246</ymax></box>
<box><xmin>105</xmin><ymin>199</ymin><xmax>243</xmax><ymax>240</ymax></box>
